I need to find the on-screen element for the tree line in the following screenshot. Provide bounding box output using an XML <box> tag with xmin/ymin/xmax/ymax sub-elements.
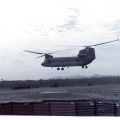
<box><xmin>0</xmin><ymin>76</ymin><xmax>120</xmax><ymax>89</ymax></box>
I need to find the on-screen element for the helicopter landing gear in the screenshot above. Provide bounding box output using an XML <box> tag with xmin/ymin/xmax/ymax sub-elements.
<box><xmin>82</xmin><ymin>66</ymin><xmax>84</xmax><ymax>68</ymax></box>
<box><xmin>82</xmin><ymin>65</ymin><xmax>88</xmax><ymax>69</ymax></box>
<box><xmin>57</xmin><ymin>67</ymin><xmax>60</xmax><ymax>70</ymax></box>
<box><xmin>85</xmin><ymin>66</ymin><xmax>88</xmax><ymax>69</ymax></box>
<box><xmin>57</xmin><ymin>67</ymin><xmax>64</xmax><ymax>70</ymax></box>
<box><xmin>61</xmin><ymin>67</ymin><xmax>64</xmax><ymax>70</ymax></box>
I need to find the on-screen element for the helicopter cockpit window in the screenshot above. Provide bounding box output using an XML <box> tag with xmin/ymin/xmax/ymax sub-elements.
<box><xmin>79</xmin><ymin>49</ymin><xmax>86</xmax><ymax>54</ymax></box>
<box><xmin>47</xmin><ymin>59</ymin><xmax>51</xmax><ymax>63</ymax></box>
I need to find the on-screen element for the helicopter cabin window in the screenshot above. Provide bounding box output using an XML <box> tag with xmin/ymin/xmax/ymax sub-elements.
<box><xmin>76</xmin><ymin>58</ymin><xmax>80</xmax><ymax>62</ymax></box>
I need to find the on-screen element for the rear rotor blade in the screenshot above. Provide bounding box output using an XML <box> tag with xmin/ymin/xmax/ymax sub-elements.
<box><xmin>57</xmin><ymin>45</ymin><xmax>81</xmax><ymax>47</ymax></box>
<box><xmin>58</xmin><ymin>39</ymin><xmax>119</xmax><ymax>48</ymax></box>
<box><xmin>88</xmin><ymin>39</ymin><xmax>119</xmax><ymax>47</ymax></box>
<box><xmin>51</xmin><ymin>48</ymin><xmax>75</xmax><ymax>54</ymax></box>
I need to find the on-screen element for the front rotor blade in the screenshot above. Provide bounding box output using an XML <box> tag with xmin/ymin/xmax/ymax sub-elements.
<box><xmin>24</xmin><ymin>50</ymin><xmax>45</xmax><ymax>54</ymax></box>
<box><xmin>90</xmin><ymin>39</ymin><xmax>119</xmax><ymax>47</ymax></box>
<box><xmin>37</xmin><ymin>54</ymin><xmax>45</xmax><ymax>58</ymax></box>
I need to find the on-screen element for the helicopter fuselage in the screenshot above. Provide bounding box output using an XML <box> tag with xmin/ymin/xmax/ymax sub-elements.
<box><xmin>41</xmin><ymin>47</ymin><xmax>96</xmax><ymax>69</ymax></box>
<box><xmin>42</xmin><ymin>56</ymin><xmax>94</xmax><ymax>67</ymax></box>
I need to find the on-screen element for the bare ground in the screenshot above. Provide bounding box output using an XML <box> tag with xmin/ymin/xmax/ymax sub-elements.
<box><xmin>1</xmin><ymin>84</ymin><xmax>120</xmax><ymax>102</ymax></box>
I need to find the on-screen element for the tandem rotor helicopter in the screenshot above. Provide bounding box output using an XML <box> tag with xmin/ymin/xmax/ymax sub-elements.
<box><xmin>25</xmin><ymin>39</ymin><xmax>119</xmax><ymax>70</ymax></box>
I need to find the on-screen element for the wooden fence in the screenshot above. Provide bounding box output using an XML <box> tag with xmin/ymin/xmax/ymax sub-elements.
<box><xmin>0</xmin><ymin>99</ymin><xmax>120</xmax><ymax>116</ymax></box>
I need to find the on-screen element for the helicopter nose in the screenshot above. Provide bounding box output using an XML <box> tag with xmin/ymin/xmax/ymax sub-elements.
<box><xmin>41</xmin><ymin>62</ymin><xmax>45</xmax><ymax>66</ymax></box>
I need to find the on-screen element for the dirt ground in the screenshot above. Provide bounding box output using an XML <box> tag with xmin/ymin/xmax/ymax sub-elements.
<box><xmin>1</xmin><ymin>84</ymin><xmax>120</xmax><ymax>102</ymax></box>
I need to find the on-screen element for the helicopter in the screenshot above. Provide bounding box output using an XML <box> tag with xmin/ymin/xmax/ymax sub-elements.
<box><xmin>25</xmin><ymin>39</ymin><xmax>119</xmax><ymax>70</ymax></box>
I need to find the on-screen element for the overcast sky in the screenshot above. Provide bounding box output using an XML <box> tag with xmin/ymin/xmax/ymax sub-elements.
<box><xmin>0</xmin><ymin>0</ymin><xmax>120</xmax><ymax>80</ymax></box>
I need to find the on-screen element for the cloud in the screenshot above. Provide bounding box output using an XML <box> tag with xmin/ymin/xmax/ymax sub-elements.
<box><xmin>68</xmin><ymin>8</ymin><xmax>79</xmax><ymax>14</ymax></box>
<box><xmin>51</xmin><ymin>8</ymin><xmax>80</xmax><ymax>33</ymax></box>
<box><xmin>104</xmin><ymin>20</ymin><xmax>120</xmax><ymax>33</ymax></box>
<box><xmin>58</xmin><ymin>16</ymin><xmax>78</xmax><ymax>31</ymax></box>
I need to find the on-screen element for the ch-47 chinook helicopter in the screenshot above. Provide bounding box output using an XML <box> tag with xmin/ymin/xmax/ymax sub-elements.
<box><xmin>25</xmin><ymin>39</ymin><xmax>119</xmax><ymax>70</ymax></box>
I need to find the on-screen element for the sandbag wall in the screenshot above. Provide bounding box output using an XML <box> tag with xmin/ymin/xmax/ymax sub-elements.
<box><xmin>0</xmin><ymin>100</ymin><xmax>119</xmax><ymax>116</ymax></box>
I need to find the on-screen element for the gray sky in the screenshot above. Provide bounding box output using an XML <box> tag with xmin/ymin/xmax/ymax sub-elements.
<box><xmin>0</xmin><ymin>0</ymin><xmax>120</xmax><ymax>80</ymax></box>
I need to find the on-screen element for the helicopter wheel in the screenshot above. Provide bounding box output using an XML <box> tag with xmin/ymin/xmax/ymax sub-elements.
<box><xmin>61</xmin><ymin>67</ymin><xmax>64</xmax><ymax>70</ymax></box>
<box><xmin>85</xmin><ymin>66</ymin><xmax>88</xmax><ymax>69</ymax></box>
<box><xmin>82</xmin><ymin>66</ymin><xmax>84</xmax><ymax>68</ymax></box>
<box><xmin>57</xmin><ymin>67</ymin><xmax>60</xmax><ymax>70</ymax></box>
